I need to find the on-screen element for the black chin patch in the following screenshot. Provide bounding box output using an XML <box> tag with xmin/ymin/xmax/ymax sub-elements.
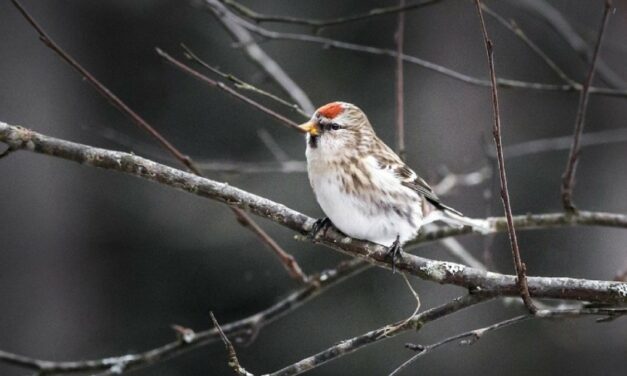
<box><xmin>308</xmin><ymin>135</ymin><xmax>318</xmax><ymax>148</ymax></box>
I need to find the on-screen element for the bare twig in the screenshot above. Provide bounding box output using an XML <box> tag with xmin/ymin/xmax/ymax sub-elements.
<box><xmin>234</xmin><ymin>209</ymin><xmax>308</xmax><ymax>283</ymax></box>
<box><xmin>395</xmin><ymin>0</ymin><xmax>406</xmax><ymax>160</ymax></box>
<box><xmin>511</xmin><ymin>0</ymin><xmax>626</xmax><ymax>88</ymax></box>
<box><xmin>560</xmin><ymin>0</ymin><xmax>613</xmax><ymax>213</ymax></box>
<box><xmin>200</xmin><ymin>1</ymin><xmax>627</xmax><ymax>98</ymax></box>
<box><xmin>210</xmin><ymin>312</ymin><xmax>254</xmax><ymax>376</ymax></box>
<box><xmin>222</xmin><ymin>0</ymin><xmax>440</xmax><ymax>31</ymax></box>
<box><xmin>10</xmin><ymin>0</ymin><xmax>307</xmax><ymax>284</ymax></box>
<box><xmin>0</xmin><ymin>257</ymin><xmax>368</xmax><ymax>374</ymax></box>
<box><xmin>491</xmin><ymin>127</ymin><xmax>627</xmax><ymax>159</ymax></box>
<box><xmin>431</xmin><ymin>166</ymin><xmax>492</xmax><ymax>196</ymax></box>
<box><xmin>181</xmin><ymin>44</ymin><xmax>309</xmax><ymax>118</ymax></box>
<box><xmin>156</xmin><ymin>48</ymin><xmax>303</xmax><ymax>133</ymax></box>
<box><xmin>475</xmin><ymin>0</ymin><xmax>536</xmax><ymax>314</ymax></box>
<box><xmin>208</xmin><ymin>0</ymin><xmax>315</xmax><ymax>114</ymax></box>
<box><xmin>391</xmin><ymin>315</ymin><xmax>531</xmax><ymax>376</ymax></box>
<box><xmin>481</xmin><ymin>3</ymin><xmax>577</xmax><ymax>86</ymax></box>
<box><xmin>2</xmin><ymin>122</ymin><xmax>627</xmax><ymax>304</ymax></box>
<box><xmin>393</xmin><ymin>303</ymin><xmax>627</xmax><ymax>375</ymax></box>
<box><xmin>268</xmin><ymin>295</ymin><xmax>491</xmax><ymax>376</ymax></box>
<box><xmin>10</xmin><ymin>0</ymin><xmax>200</xmax><ymax>174</ymax></box>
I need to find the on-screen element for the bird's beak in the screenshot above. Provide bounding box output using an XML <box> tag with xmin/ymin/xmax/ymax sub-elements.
<box><xmin>298</xmin><ymin>121</ymin><xmax>320</xmax><ymax>136</ymax></box>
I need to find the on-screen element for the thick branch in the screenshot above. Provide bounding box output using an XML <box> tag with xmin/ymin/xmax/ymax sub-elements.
<box><xmin>2</xmin><ymin>122</ymin><xmax>626</xmax><ymax>304</ymax></box>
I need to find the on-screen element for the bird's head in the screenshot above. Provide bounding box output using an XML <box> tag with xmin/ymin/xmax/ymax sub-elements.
<box><xmin>299</xmin><ymin>102</ymin><xmax>374</xmax><ymax>150</ymax></box>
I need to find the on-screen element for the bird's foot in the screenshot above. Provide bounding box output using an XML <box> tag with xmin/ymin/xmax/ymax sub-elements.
<box><xmin>385</xmin><ymin>235</ymin><xmax>403</xmax><ymax>274</ymax></box>
<box><xmin>308</xmin><ymin>217</ymin><xmax>333</xmax><ymax>239</ymax></box>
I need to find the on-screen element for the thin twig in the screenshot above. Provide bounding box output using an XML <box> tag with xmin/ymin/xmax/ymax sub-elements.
<box><xmin>210</xmin><ymin>312</ymin><xmax>254</xmax><ymax>376</ymax></box>
<box><xmin>9</xmin><ymin>0</ymin><xmax>200</xmax><ymax>174</ymax></box>
<box><xmin>475</xmin><ymin>0</ymin><xmax>536</xmax><ymax>314</ymax></box>
<box><xmin>268</xmin><ymin>295</ymin><xmax>491</xmax><ymax>376</ymax></box>
<box><xmin>391</xmin><ymin>315</ymin><xmax>531</xmax><ymax>376</ymax></box>
<box><xmin>560</xmin><ymin>0</ymin><xmax>613</xmax><ymax>213</ymax></box>
<box><xmin>491</xmin><ymin>127</ymin><xmax>627</xmax><ymax>159</ymax></box>
<box><xmin>222</xmin><ymin>0</ymin><xmax>440</xmax><ymax>31</ymax></box>
<box><xmin>512</xmin><ymin>0</ymin><xmax>625</xmax><ymax>88</ymax></box>
<box><xmin>0</xmin><ymin>256</ymin><xmax>368</xmax><ymax>374</ymax></box>
<box><xmin>395</xmin><ymin>0</ymin><xmax>406</xmax><ymax>160</ymax></box>
<box><xmin>10</xmin><ymin>0</ymin><xmax>307</xmax><ymax>284</ymax></box>
<box><xmin>200</xmin><ymin>0</ymin><xmax>627</xmax><ymax>98</ymax></box>
<box><xmin>234</xmin><ymin>209</ymin><xmax>308</xmax><ymax>283</ymax></box>
<box><xmin>209</xmin><ymin>0</ymin><xmax>315</xmax><ymax>114</ymax></box>
<box><xmin>181</xmin><ymin>44</ymin><xmax>309</xmax><ymax>118</ymax></box>
<box><xmin>481</xmin><ymin>3</ymin><xmax>577</xmax><ymax>86</ymax></box>
<box><xmin>156</xmin><ymin>48</ymin><xmax>303</xmax><ymax>133</ymax></box>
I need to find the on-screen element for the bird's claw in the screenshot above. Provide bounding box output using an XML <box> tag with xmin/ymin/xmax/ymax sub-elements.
<box><xmin>309</xmin><ymin>217</ymin><xmax>332</xmax><ymax>239</ymax></box>
<box><xmin>386</xmin><ymin>235</ymin><xmax>403</xmax><ymax>273</ymax></box>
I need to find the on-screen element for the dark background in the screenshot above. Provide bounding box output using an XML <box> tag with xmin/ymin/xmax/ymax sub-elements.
<box><xmin>1</xmin><ymin>1</ymin><xmax>626</xmax><ymax>375</ymax></box>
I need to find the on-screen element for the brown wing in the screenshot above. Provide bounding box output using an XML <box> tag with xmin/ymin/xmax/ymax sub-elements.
<box><xmin>372</xmin><ymin>142</ymin><xmax>462</xmax><ymax>215</ymax></box>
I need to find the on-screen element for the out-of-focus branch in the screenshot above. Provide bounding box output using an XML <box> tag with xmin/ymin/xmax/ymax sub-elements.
<box><xmin>222</xmin><ymin>0</ymin><xmax>440</xmax><ymax>31</ymax></box>
<box><xmin>0</xmin><ymin>257</ymin><xmax>368</xmax><ymax>374</ymax></box>
<box><xmin>475</xmin><ymin>0</ymin><xmax>536</xmax><ymax>313</ymax></box>
<box><xmin>560</xmin><ymin>0</ymin><xmax>613</xmax><ymax>213</ymax></box>
<box><xmin>156</xmin><ymin>48</ymin><xmax>303</xmax><ymax>132</ymax></box>
<box><xmin>431</xmin><ymin>166</ymin><xmax>491</xmax><ymax>196</ymax></box>
<box><xmin>481</xmin><ymin>3</ymin><xmax>576</xmax><ymax>86</ymax></box>
<box><xmin>490</xmin><ymin>127</ymin><xmax>627</xmax><ymax>159</ymax></box>
<box><xmin>10</xmin><ymin>0</ymin><xmax>307</xmax><ymax>284</ymax></box>
<box><xmin>2</xmin><ymin>122</ymin><xmax>627</xmax><ymax>304</ymax></box>
<box><xmin>207</xmin><ymin>0</ymin><xmax>315</xmax><ymax>115</ymax></box>
<box><xmin>510</xmin><ymin>0</ymin><xmax>626</xmax><ymax>88</ymax></box>
<box><xmin>395</xmin><ymin>0</ymin><xmax>406</xmax><ymax>160</ymax></box>
<box><xmin>10</xmin><ymin>0</ymin><xmax>199</xmax><ymax>174</ymax></box>
<box><xmin>200</xmin><ymin>0</ymin><xmax>627</xmax><ymax>98</ymax></box>
<box><xmin>181</xmin><ymin>44</ymin><xmax>309</xmax><ymax>118</ymax></box>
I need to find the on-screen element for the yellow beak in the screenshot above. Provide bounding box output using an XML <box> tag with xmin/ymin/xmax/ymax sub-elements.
<box><xmin>298</xmin><ymin>121</ymin><xmax>320</xmax><ymax>136</ymax></box>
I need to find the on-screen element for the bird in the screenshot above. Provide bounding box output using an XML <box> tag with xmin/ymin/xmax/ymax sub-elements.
<box><xmin>298</xmin><ymin>101</ymin><xmax>489</xmax><ymax>267</ymax></box>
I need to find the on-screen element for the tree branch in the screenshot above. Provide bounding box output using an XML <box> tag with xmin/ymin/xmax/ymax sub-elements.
<box><xmin>10</xmin><ymin>0</ymin><xmax>307</xmax><ymax>284</ymax></box>
<box><xmin>511</xmin><ymin>0</ymin><xmax>625</xmax><ymax>89</ymax></box>
<box><xmin>209</xmin><ymin>0</ymin><xmax>315</xmax><ymax>115</ymax></box>
<box><xmin>0</xmin><ymin>257</ymin><xmax>368</xmax><ymax>374</ymax></box>
<box><xmin>222</xmin><ymin>0</ymin><xmax>440</xmax><ymax>31</ymax></box>
<box><xmin>200</xmin><ymin>0</ymin><xmax>627</xmax><ymax>98</ymax></box>
<box><xmin>181</xmin><ymin>44</ymin><xmax>309</xmax><ymax>118</ymax></box>
<box><xmin>475</xmin><ymin>0</ymin><xmax>536</xmax><ymax>314</ymax></box>
<box><xmin>560</xmin><ymin>0</ymin><xmax>613</xmax><ymax>212</ymax></box>
<box><xmin>267</xmin><ymin>294</ymin><xmax>491</xmax><ymax>376</ymax></box>
<box><xmin>394</xmin><ymin>0</ymin><xmax>406</xmax><ymax>160</ymax></box>
<box><xmin>2</xmin><ymin>122</ymin><xmax>626</xmax><ymax>304</ymax></box>
<box><xmin>210</xmin><ymin>312</ymin><xmax>253</xmax><ymax>376</ymax></box>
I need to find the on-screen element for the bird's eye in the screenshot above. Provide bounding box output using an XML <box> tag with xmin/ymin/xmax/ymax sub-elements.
<box><xmin>330</xmin><ymin>123</ymin><xmax>340</xmax><ymax>130</ymax></box>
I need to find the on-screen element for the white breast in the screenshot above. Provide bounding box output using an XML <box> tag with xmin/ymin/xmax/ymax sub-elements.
<box><xmin>306</xmin><ymin>145</ymin><xmax>423</xmax><ymax>246</ymax></box>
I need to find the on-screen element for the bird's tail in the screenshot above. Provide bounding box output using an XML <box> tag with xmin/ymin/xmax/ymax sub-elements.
<box><xmin>423</xmin><ymin>207</ymin><xmax>492</xmax><ymax>234</ymax></box>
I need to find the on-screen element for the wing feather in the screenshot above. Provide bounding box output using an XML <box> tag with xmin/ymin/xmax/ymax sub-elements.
<box><xmin>370</xmin><ymin>140</ymin><xmax>462</xmax><ymax>216</ymax></box>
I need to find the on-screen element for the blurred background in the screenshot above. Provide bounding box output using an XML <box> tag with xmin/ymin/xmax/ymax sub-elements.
<box><xmin>1</xmin><ymin>0</ymin><xmax>626</xmax><ymax>375</ymax></box>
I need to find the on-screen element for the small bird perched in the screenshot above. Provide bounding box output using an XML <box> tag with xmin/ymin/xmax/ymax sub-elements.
<box><xmin>299</xmin><ymin>101</ymin><xmax>488</xmax><ymax>265</ymax></box>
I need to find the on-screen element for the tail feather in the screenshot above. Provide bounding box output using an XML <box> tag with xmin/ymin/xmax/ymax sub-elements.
<box><xmin>422</xmin><ymin>208</ymin><xmax>491</xmax><ymax>234</ymax></box>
